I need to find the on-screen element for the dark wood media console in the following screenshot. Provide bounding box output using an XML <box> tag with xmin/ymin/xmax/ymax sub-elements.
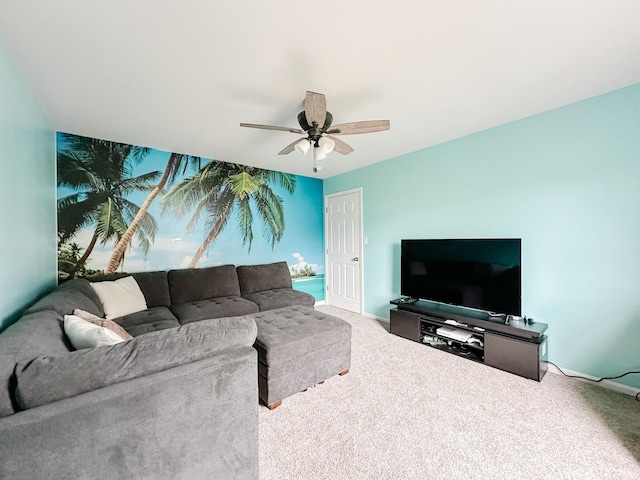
<box><xmin>390</xmin><ymin>299</ymin><xmax>548</xmax><ymax>381</ymax></box>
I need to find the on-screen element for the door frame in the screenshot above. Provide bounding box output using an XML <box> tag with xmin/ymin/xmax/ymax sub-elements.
<box><xmin>324</xmin><ymin>187</ymin><xmax>364</xmax><ymax>314</ymax></box>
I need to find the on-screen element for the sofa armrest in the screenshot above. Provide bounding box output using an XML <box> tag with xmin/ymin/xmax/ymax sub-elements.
<box><xmin>14</xmin><ymin>315</ymin><xmax>257</xmax><ymax>410</ymax></box>
<box><xmin>0</xmin><ymin>351</ymin><xmax>258</xmax><ymax>480</ymax></box>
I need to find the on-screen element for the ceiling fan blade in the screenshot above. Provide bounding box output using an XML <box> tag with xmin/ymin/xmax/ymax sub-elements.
<box><xmin>304</xmin><ymin>91</ymin><xmax>327</xmax><ymax>127</ymax></box>
<box><xmin>240</xmin><ymin>123</ymin><xmax>304</xmax><ymax>134</ymax></box>
<box><xmin>325</xmin><ymin>135</ymin><xmax>354</xmax><ymax>155</ymax></box>
<box><xmin>277</xmin><ymin>138</ymin><xmax>303</xmax><ymax>155</ymax></box>
<box><xmin>326</xmin><ymin>120</ymin><xmax>390</xmax><ymax>135</ymax></box>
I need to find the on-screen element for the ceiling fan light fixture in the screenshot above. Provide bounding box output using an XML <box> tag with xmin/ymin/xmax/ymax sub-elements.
<box><xmin>313</xmin><ymin>146</ymin><xmax>327</xmax><ymax>161</ymax></box>
<box><xmin>318</xmin><ymin>136</ymin><xmax>335</xmax><ymax>154</ymax></box>
<box><xmin>294</xmin><ymin>138</ymin><xmax>310</xmax><ymax>156</ymax></box>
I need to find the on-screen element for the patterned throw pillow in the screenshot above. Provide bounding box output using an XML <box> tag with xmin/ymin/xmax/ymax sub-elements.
<box><xmin>73</xmin><ymin>308</ymin><xmax>134</xmax><ymax>340</ymax></box>
<box><xmin>63</xmin><ymin>315</ymin><xmax>125</xmax><ymax>350</ymax></box>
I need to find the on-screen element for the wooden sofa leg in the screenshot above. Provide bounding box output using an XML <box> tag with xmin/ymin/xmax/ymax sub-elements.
<box><xmin>267</xmin><ymin>400</ymin><xmax>282</xmax><ymax>410</ymax></box>
<box><xmin>339</xmin><ymin>369</ymin><xmax>349</xmax><ymax>376</ymax></box>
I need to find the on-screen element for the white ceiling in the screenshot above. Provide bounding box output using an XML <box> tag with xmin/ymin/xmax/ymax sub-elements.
<box><xmin>1</xmin><ymin>1</ymin><xmax>639</xmax><ymax>179</ymax></box>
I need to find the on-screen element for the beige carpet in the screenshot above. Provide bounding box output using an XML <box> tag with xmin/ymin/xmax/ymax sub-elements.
<box><xmin>258</xmin><ymin>305</ymin><xmax>640</xmax><ymax>480</ymax></box>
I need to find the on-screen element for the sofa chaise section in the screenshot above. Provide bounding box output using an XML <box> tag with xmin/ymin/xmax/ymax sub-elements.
<box><xmin>251</xmin><ymin>305</ymin><xmax>351</xmax><ymax>409</ymax></box>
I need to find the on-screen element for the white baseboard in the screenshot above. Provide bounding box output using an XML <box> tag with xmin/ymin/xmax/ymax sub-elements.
<box><xmin>362</xmin><ymin>312</ymin><xmax>388</xmax><ymax>323</ymax></box>
<box><xmin>546</xmin><ymin>364</ymin><xmax>640</xmax><ymax>398</ymax></box>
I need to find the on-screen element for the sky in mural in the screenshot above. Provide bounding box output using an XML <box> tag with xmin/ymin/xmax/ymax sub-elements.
<box><xmin>57</xmin><ymin>134</ymin><xmax>325</xmax><ymax>279</ymax></box>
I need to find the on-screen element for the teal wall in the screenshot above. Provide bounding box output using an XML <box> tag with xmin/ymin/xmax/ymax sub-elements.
<box><xmin>0</xmin><ymin>42</ymin><xmax>56</xmax><ymax>331</ymax></box>
<box><xmin>325</xmin><ymin>84</ymin><xmax>640</xmax><ymax>389</ymax></box>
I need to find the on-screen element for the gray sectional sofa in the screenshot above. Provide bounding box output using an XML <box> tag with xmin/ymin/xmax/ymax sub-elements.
<box><xmin>0</xmin><ymin>261</ymin><xmax>315</xmax><ymax>480</ymax></box>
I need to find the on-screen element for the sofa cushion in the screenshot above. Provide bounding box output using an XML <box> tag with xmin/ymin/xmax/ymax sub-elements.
<box><xmin>241</xmin><ymin>288</ymin><xmax>315</xmax><ymax>311</ymax></box>
<box><xmin>168</xmin><ymin>265</ymin><xmax>241</xmax><ymax>304</ymax></box>
<box><xmin>24</xmin><ymin>278</ymin><xmax>103</xmax><ymax>318</ymax></box>
<box><xmin>237</xmin><ymin>261</ymin><xmax>292</xmax><ymax>294</ymax></box>
<box><xmin>0</xmin><ymin>310</ymin><xmax>72</xmax><ymax>417</ymax></box>
<box><xmin>63</xmin><ymin>315</ymin><xmax>127</xmax><ymax>350</ymax></box>
<box><xmin>113</xmin><ymin>306</ymin><xmax>180</xmax><ymax>337</ymax></box>
<box><xmin>61</xmin><ymin>278</ymin><xmax>106</xmax><ymax>316</ymax></box>
<box><xmin>171</xmin><ymin>296</ymin><xmax>259</xmax><ymax>324</ymax></box>
<box><xmin>90</xmin><ymin>276</ymin><xmax>148</xmax><ymax>320</ymax></box>
<box><xmin>13</xmin><ymin>315</ymin><xmax>258</xmax><ymax>410</ymax></box>
<box><xmin>252</xmin><ymin>305</ymin><xmax>351</xmax><ymax>367</ymax></box>
<box><xmin>73</xmin><ymin>309</ymin><xmax>133</xmax><ymax>341</ymax></box>
<box><xmin>87</xmin><ymin>271</ymin><xmax>171</xmax><ymax>308</ymax></box>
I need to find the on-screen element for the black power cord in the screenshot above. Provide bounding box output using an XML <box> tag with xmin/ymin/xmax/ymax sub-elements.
<box><xmin>547</xmin><ymin>362</ymin><xmax>640</xmax><ymax>402</ymax></box>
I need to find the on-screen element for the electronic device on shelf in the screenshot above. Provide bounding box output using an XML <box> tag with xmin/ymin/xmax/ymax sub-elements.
<box><xmin>400</xmin><ymin>238</ymin><xmax>521</xmax><ymax>318</ymax></box>
<box><xmin>436</xmin><ymin>326</ymin><xmax>473</xmax><ymax>342</ymax></box>
<box><xmin>466</xmin><ymin>336</ymin><xmax>484</xmax><ymax>348</ymax></box>
<box><xmin>397</xmin><ymin>297</ymin><xmax>419</xmax><ymax>304</ymax></box>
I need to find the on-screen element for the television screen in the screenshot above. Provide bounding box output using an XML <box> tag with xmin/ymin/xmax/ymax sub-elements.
<box><xmin>401</xmin><ymin>238</ymin><xmax>521</xmax><ymax>316</ymax></box>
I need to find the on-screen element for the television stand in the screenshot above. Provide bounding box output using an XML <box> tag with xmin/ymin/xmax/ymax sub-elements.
<box><xmin>389</xmin><ymin>299</ymin><xmax>548</xmax><ymax>381</ymax></box>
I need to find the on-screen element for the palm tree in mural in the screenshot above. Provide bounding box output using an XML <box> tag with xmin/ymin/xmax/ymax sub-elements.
<box><xmin>57</xmin><ymin>236</ymin><xmax>103</xmax><ymax>278</ymax></box>
<box><xmin>161</xmin><ymin>161</ymin><xmax>296</xmax><ymax>268</ymax></box>
<box><xmin>57</xmin><ymin>234</ymin><xmax>83</xmax><ymax>278</ymax></box>
<box><xmin>105</xmin><ymin>153</ymin><xmax>201</xmax><ymax>274</ymax></box>
<box><xmin>57</xmin><ymin>134</ymin><xmax>160</xmax><ymax>276</ymax></box>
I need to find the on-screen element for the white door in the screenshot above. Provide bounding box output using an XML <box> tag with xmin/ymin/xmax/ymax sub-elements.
<box><xmin>325</xmin><ymin>189</ymin><xmax>362</xmax><ymax>313</ymax></box>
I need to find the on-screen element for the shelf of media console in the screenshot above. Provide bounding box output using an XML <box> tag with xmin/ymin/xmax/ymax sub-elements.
<box><xmin>419</xmin><ymin>317</ymin><xmax>486</xmax><ymax>363</ymax></box>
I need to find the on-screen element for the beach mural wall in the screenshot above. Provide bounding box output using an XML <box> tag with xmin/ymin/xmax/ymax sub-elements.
<box><xmin>56</xmin><ymin>132</ymin><xmax>325</xmax><ymax>301</ymax></box>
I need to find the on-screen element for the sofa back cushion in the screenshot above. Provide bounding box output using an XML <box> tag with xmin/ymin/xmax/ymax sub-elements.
<box><xmin>87</xmin><ymin>271</ymin><xmax>171</xmax><ymax>308</ymax></box>
<box><xmin>24</xmin><ymin>278</ymin><xmax>103</xmax><ymax>318</ymax></box>
<box><xmin>0</xmin><ymin>310</ymin><xmax>72</xmax><ymax>417</ymax></box>
<box><xmin>237</xmin><ymin>261</ymin><xmax>292</xmax><ymax>294</ymax></box>
<box><xmin>168</xmin><ymin>265</ymin><xmax>241</xmax><ymax>304</ymax></box>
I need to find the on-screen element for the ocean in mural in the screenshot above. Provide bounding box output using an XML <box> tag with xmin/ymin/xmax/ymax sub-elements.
<box><xmin>292</xmin><ymin>274</ymin><xmax>325</xmax><ymax>299</ymax></box>
<box><xmin>56</xmin><ymin>133</ymin><xmax>325</xmax><ymax>301</ymax></box>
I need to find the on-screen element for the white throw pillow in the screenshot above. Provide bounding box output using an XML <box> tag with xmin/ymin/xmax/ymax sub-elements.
<box><xmin>72</xmin><ymin>308</ymin><xmax>134</xmax><ymax>340</ymax></box>
<box><xmin>90</xmin><ymin>276</ymin><xmax>147</xmax><ymax>320</ymax></box>
<box><xmin>63</xmin><ymin>315</ymin><xmax>126</xmax><ymax>350</ymax></box>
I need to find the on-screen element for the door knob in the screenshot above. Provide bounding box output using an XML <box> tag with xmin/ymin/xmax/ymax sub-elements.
<box><xmin>352</xmin><ymin>257</ymin><xmax>359</xmax><ymax>261</ymax></box>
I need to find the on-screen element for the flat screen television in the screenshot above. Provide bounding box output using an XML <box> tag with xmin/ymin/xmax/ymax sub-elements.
<box><xmin>401</xmin><ymin>238</ymin><xmax>521</xmax><ymax>316</ymax></box>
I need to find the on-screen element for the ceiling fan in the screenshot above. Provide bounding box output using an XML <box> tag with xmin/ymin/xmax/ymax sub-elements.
<box><xmin>240</xmin><ymin>91</ymin><xmax>390</xmax><ymax>172</ymax></box>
